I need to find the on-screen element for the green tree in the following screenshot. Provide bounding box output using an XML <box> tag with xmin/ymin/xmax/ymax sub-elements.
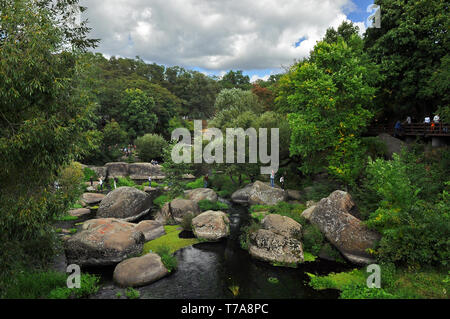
<box><xmin>324</xmin><ymin>21</ymin><xmax>360</xmax><ymax>44</ymax></box>
<box><xmin>135</xmin><ymin>133</ymin><xmax>168</xmax><ymax>162</ymax></box>
<box><xmin>161</xmin><ymin>141</ymin><xmax>193</xmax><ymax>198</ymax></box>
<box><xmin>0</xmin><ymin>0</ymin><xmax>97</xmax><ymax>281</ymax></box>
<box><xmin>219</xmin><ymin>70</ymin><xmax>251</xmax><ymax>90</ymax></box>
<box><xmin>119</xmin><ymin>88</ymin><xmax>158</xmax><ymax>140</ymax></box>
<box><xmin>364</xmin><ymin>0</ymin><xmax>449</xmax><ymax>118</ymax></box>
<box><xmin>277</xmin><ymin>36</ymin><xmax>380</xmax><ymax>185</ymax></box>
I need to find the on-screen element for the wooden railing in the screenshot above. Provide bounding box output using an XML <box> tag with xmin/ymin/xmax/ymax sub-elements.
<box><xmin>366</xmin><ymin>123</ymin><xmax>450</xmax><ymax>137</ymax></box>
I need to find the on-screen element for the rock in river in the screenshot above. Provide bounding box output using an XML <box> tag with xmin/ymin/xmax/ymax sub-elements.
<box><xmin>155</xmin><ymin>198</ymin><xmax>200</xmax><ymax>225</ymax></box>
<box><xmin>309</xmin><ymin>190</ymin><xmax>381</xmax><ymax>265</ymax></box>
<box><xmin>97</xmin><ymin>186</ymin><xmax>152</xmax><ymax>222</ymax></box>
<box><xmin>231</xmin><ymin>181</ymin><xmax>287</xmax><ymax>206</ymax></box>
<box><xmin>184</xmin><ymin>188</ymin><xmax>218</xmax><ymax>203</ymax></box>
<box><xmin>192</xmin><ymin>210</ymin><xmax>230</xmax><ymax>241</ymax></box>
<box><xmin>64</xmin><ymin>218</ymin><xmax>145</xmax><ymax>267</ymax></box>
<box><xmin>248</xmin><ymin>214</ymin><xmax>303</xmax><ymax>265</ymax></box>
<box><xmin>113</xmin><ymin>253</ymin><xmax>169</xmax><ymax>287</ymax></box>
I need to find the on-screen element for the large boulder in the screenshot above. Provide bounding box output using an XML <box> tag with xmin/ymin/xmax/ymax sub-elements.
<box><xmin>64</xmin><ymin>218</ymin><xmax>145</xmax><ymax>266</ymax></box>
<box><xmin>89</xmin><ymin>166</ymin><xmax>107</xmax><ymax>178</ymax></box>
<box><xmin>192</xmin><ymin>210</ymin><xmax>230</xmax><ymax>241</ymax></box>
<box><xmin>309</xmin><ymin>190</ymin><xmax>381</xmax><ymax>265</ymax></box>
<box><xmin>184</xmin><ymin>188</ymin><xmax>218</xmax><ymax>203</ymax></box>
<box><xmin>261</xmin><ymin>214</ymin><xmax>302</xmax><ymax>238</ymax></box>
<box><xmin>105</xmin><ymin>162</ymin><xmax>129</xmax><ymax>178</ymax></box>
<box><xmin>378</xmin><ymin>133</ymin><xmax>407</xmax><ymax>159</ymax></box>
<box><xmin>248</xmin><ymin>214</ymin><xmax>303</xmax><ymax>265</ymax></box>
<box><xmin>113</xmin><ymin>253</ymin><xmax>169</xmax><ymax>287</ymax></box>
<box><xmin>249</xmin><ymin>229</ymin><xmax>303</xmax><ymax>265</ymax></box>
<box><xmin>134</xmin><ymin>220</ymin><xmax>165</xmax><ymax>241</ymax></box>
<box><xmin>155</xmin><ymin>198</ymin><xmax>200</xmax><ymax>224</ymax></box>
<box><xmin>81</xmin><ymin>193</ymin><xmax>105</xmax><ymax>206</ymax></box>
<box><xmin>128</xmin><ymin>163</ymin><xmax>164</xmax><ymax>180</ymax></box>
<box><xmin>231</xmin><ymin>181</ymin><xmax>287</xmax><ymax>206</ymax></box>
<box><xmin>68</xmin><ymin>208</ymin><xmax>92</xmax><ymax>218</ymax></box>
<box><xmin>97</xmin><ymin>187</ymin><xmax>152</xmax><ymax>222</ymax></box>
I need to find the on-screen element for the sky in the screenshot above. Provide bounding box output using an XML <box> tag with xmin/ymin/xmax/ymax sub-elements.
<box><xmin>80</xmin><ymin>0</ymin><xmax>378</xmax><ymax>82</ymax></box>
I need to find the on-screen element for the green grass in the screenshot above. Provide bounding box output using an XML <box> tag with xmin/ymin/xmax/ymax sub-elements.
<box><xmin>197</xmin><ymin>199</ymin><xmax>229</xmax><ymax>211</ymax></box>
<box><xmin>2</xmin><ymin>270</ymin><xmax>100</xmax><ymax>299</ymax></box>
<box><xmin>268</xmin><ymin>277</ymin><xmax>279</xmax><ymax>284</ymax></box>
<box><xmin>185</xmin><ymin>177</ymin><xmax>204</xmax><ymax>190</ymax></box>
<box><xmin>303</xmin><ymin>252</ymin><xmax>318</xmax><ymax>262</ymax></box>
<box><xmin>142</xmin><ymin>225</ymin><xmax>200</xmax><ymax>255</ymax></box>
<box><xmin>154</xmin><ymin>245</ymin><xmax>178</xmax><ymax>272</ymax></box>
<box><xmin>3</xmin><ymin>270</ymin><xmax>67</xmax><ymax>299</ymax></box>
<box><xmin>48</xmin><ymin>273</ymin><xmax>100</xmax><ymax>299</ymax></box>
<box><xmin>53</xmin><ymin>214</ymin><xmax>78</xmax><ymax>221</ymax></box>
<box><xmin>70</xmin><ymin>203</ymin><xmax>83</xmax><ymax>209</ymax></box>
<box><xmin>306</xmin><ymin>265</ymin><xmax>449</xmax><ymax>299</ymax></box>
<box><xmin>125</xmin><ymin>287</ymin><xmax>140</xmax><ymax>299</ymax></box>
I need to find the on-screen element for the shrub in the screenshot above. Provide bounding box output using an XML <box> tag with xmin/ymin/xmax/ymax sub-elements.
<box><xmin>302</xmin><ymin>224</ymin><xmax>325</xmax><ymax>256</ymax></box>
<box><xmin>180</xmin><ymin>213</ymin><xmax>194</xmax><ymax>231</ymax></box>
<box><xmin>47</xmin><ymin>273</ymin><xmax>100</xmax><ymax>299</ymax></box>
<box><xmin>155</xmin><ymin>245</ymin><xmax>178</xmax><ymax>272</ymax></box>
<box><xmin>185</xmin><ymin>177</ymin><xmax>204</xmax><ymax>190</ymax></box>
<box><xmin>125</xmin><ymin>287</ymin><xmax>140</xmax><ymax>299</ymax></box>
<box><xmin>135</xmin><ymin>133</ymin><xmax>167</xmax><ymax>162</ymax></box>
<box><xmin>83</xmin><ymin>167</ymin><xmax>98</xmax><ymax>183</ymax></box>
<box><xmin>239</xmin><ymin>222</ymin><xmax>261</xmax><ymax>250</ymax></box>
<box><xmin>153</xmin><ymin>195</ymin><xmax>171</xmax><ymax>208</ymax></box>
<box><xmin>197</xmin><ymin>199</ymin><xmax>229</xmax><ymax>211</ymax></box>
<box><xmin>3</xmin><ymin>270</ymin><xmax>67</xmax><ymax>299</ymax></box>
<box><xmin>365</xmin><ymin>154</ymin><xmax>450</xmax><ymax>266</ymax></box>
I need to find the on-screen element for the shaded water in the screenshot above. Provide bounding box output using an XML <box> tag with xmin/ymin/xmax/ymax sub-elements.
<box><xmin>88</xmin><ymin>202</ymin><xmax>350</xmax><ymax>299</ymax></box>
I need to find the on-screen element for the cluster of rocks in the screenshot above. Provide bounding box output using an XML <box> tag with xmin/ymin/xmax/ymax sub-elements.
<box><xmin>64</xmin><ymin>186</ymin><xmax>231</xmax><ymax>287</ymax></box>
<box><xmin>230</xmin><ymin>180</ymin><xmax>381</xmax><ymax>266</ymax></box>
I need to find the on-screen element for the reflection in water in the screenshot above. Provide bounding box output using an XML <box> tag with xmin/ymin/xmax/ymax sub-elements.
<box><xmin>137</xmin><ymin>203</ymin><xmax>345</xmax><ymax>299</ymax></box>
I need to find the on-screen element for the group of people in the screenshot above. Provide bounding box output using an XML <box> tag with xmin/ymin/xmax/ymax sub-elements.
<box><xmin>394</xmin><ymin>114</ymin><xmax>444</xmax><ymax>137</ymax></box>
<box><xmin>270</xmin><ymin>170</ymin><xmax>285</xmax><ymax>190</ymax></box>
<box><xmin>123</xmin><ymin>144</ymin><xmax>136</xmax><ymax>157</ymax></box>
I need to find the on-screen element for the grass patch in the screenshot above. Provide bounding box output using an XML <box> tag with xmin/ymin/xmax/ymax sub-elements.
<box><xmin>154</xmin><ymin>245</ymin><xmax>178</xmax><ymax>272</ymax></box>
<box><xmin>125</xmin><ymin>287</ymin><xmax>140</xmax><ymax>299</ymax></box>
<box><xmin>48</xmin><ymin>273</ymin><xmax>100</xmax><ymax>299</ymax></box>
<box><xmin>142</xmin><ymin>225</ymin><xmax>200</xmax><ymax>255</ymax></box>
<box><xmin>53</xmin><ymin>214</ymin><xmax>78</xmax><ymax>222</ymax></box>
<box><xmin>197</xmin><ymin>199</ymin><xmax>229</xmax><ymax>211</ymax></box>
<box><xmin>185</xmin><ymin>177</ymin><xmax>204</xmax><ymax>190</ymax></box>
<box><xmin>303</xmin><ymin>252</ymin><xmax>318</xmax><ymax>262</ymax></box>
<box><xmin>306</xmin><ymin>265</ymin><xmax>448</xmax><ymax>299</ymax></box>
<box><xmin>268</xmin><ymin>277</ymin><xmax>279</xmax><ymax>284</ymax></box>
<box><xmin>3</xmin><ymin>270</ymin><xmax>100</xmax><ymax>299</ymax></box>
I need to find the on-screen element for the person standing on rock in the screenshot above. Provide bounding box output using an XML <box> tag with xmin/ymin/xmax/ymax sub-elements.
<box><xmin>204</xmin><ymin>174</ymin><xmax>209</xmax><ymax>188</ymax></box>
<box><xmin>270</xmin><ymin>170</ymin><xmax>275</xmax><ymax>187</ymax></box>
<box><xmin>99</xmin><ymin>177</ymin><xmax>103</xmax><ymax>190</ymax></box>
<box><xmin>148</xmin><ymin>176</ymin><xmax>152</xmax><ymax>189</ymax></box>
<box><xmin>89</xmin><ymin>176</ymin><xmax>93</xmax><ymax>187</ymax></box>
<box><xmin>113</xmin><ymin>177</ymin><xmax>117</xmax><ymax>189</ymax></box>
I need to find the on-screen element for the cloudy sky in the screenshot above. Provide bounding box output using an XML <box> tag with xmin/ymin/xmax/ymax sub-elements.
<box><xmin>80</xmin><ymin>0</ymin><xmax>377</xmax><ymax>81</ymax></box>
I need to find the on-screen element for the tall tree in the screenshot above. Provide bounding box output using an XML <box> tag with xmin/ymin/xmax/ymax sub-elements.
<box><xmin>364</xmin><ymin>0</ymin><xmax>449</xmax><ymax>119</ymax></box>
<box><xmin>0</xmin><ymin>0</ymin><xmax>98</xmax><ymax>274</ymax></box>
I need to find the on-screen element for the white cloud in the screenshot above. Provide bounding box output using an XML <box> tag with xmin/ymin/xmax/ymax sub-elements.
<box><xmin>80</xmin><ymin>0</ymin><xmax>355</xmax><ymax>71</ymax></box>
